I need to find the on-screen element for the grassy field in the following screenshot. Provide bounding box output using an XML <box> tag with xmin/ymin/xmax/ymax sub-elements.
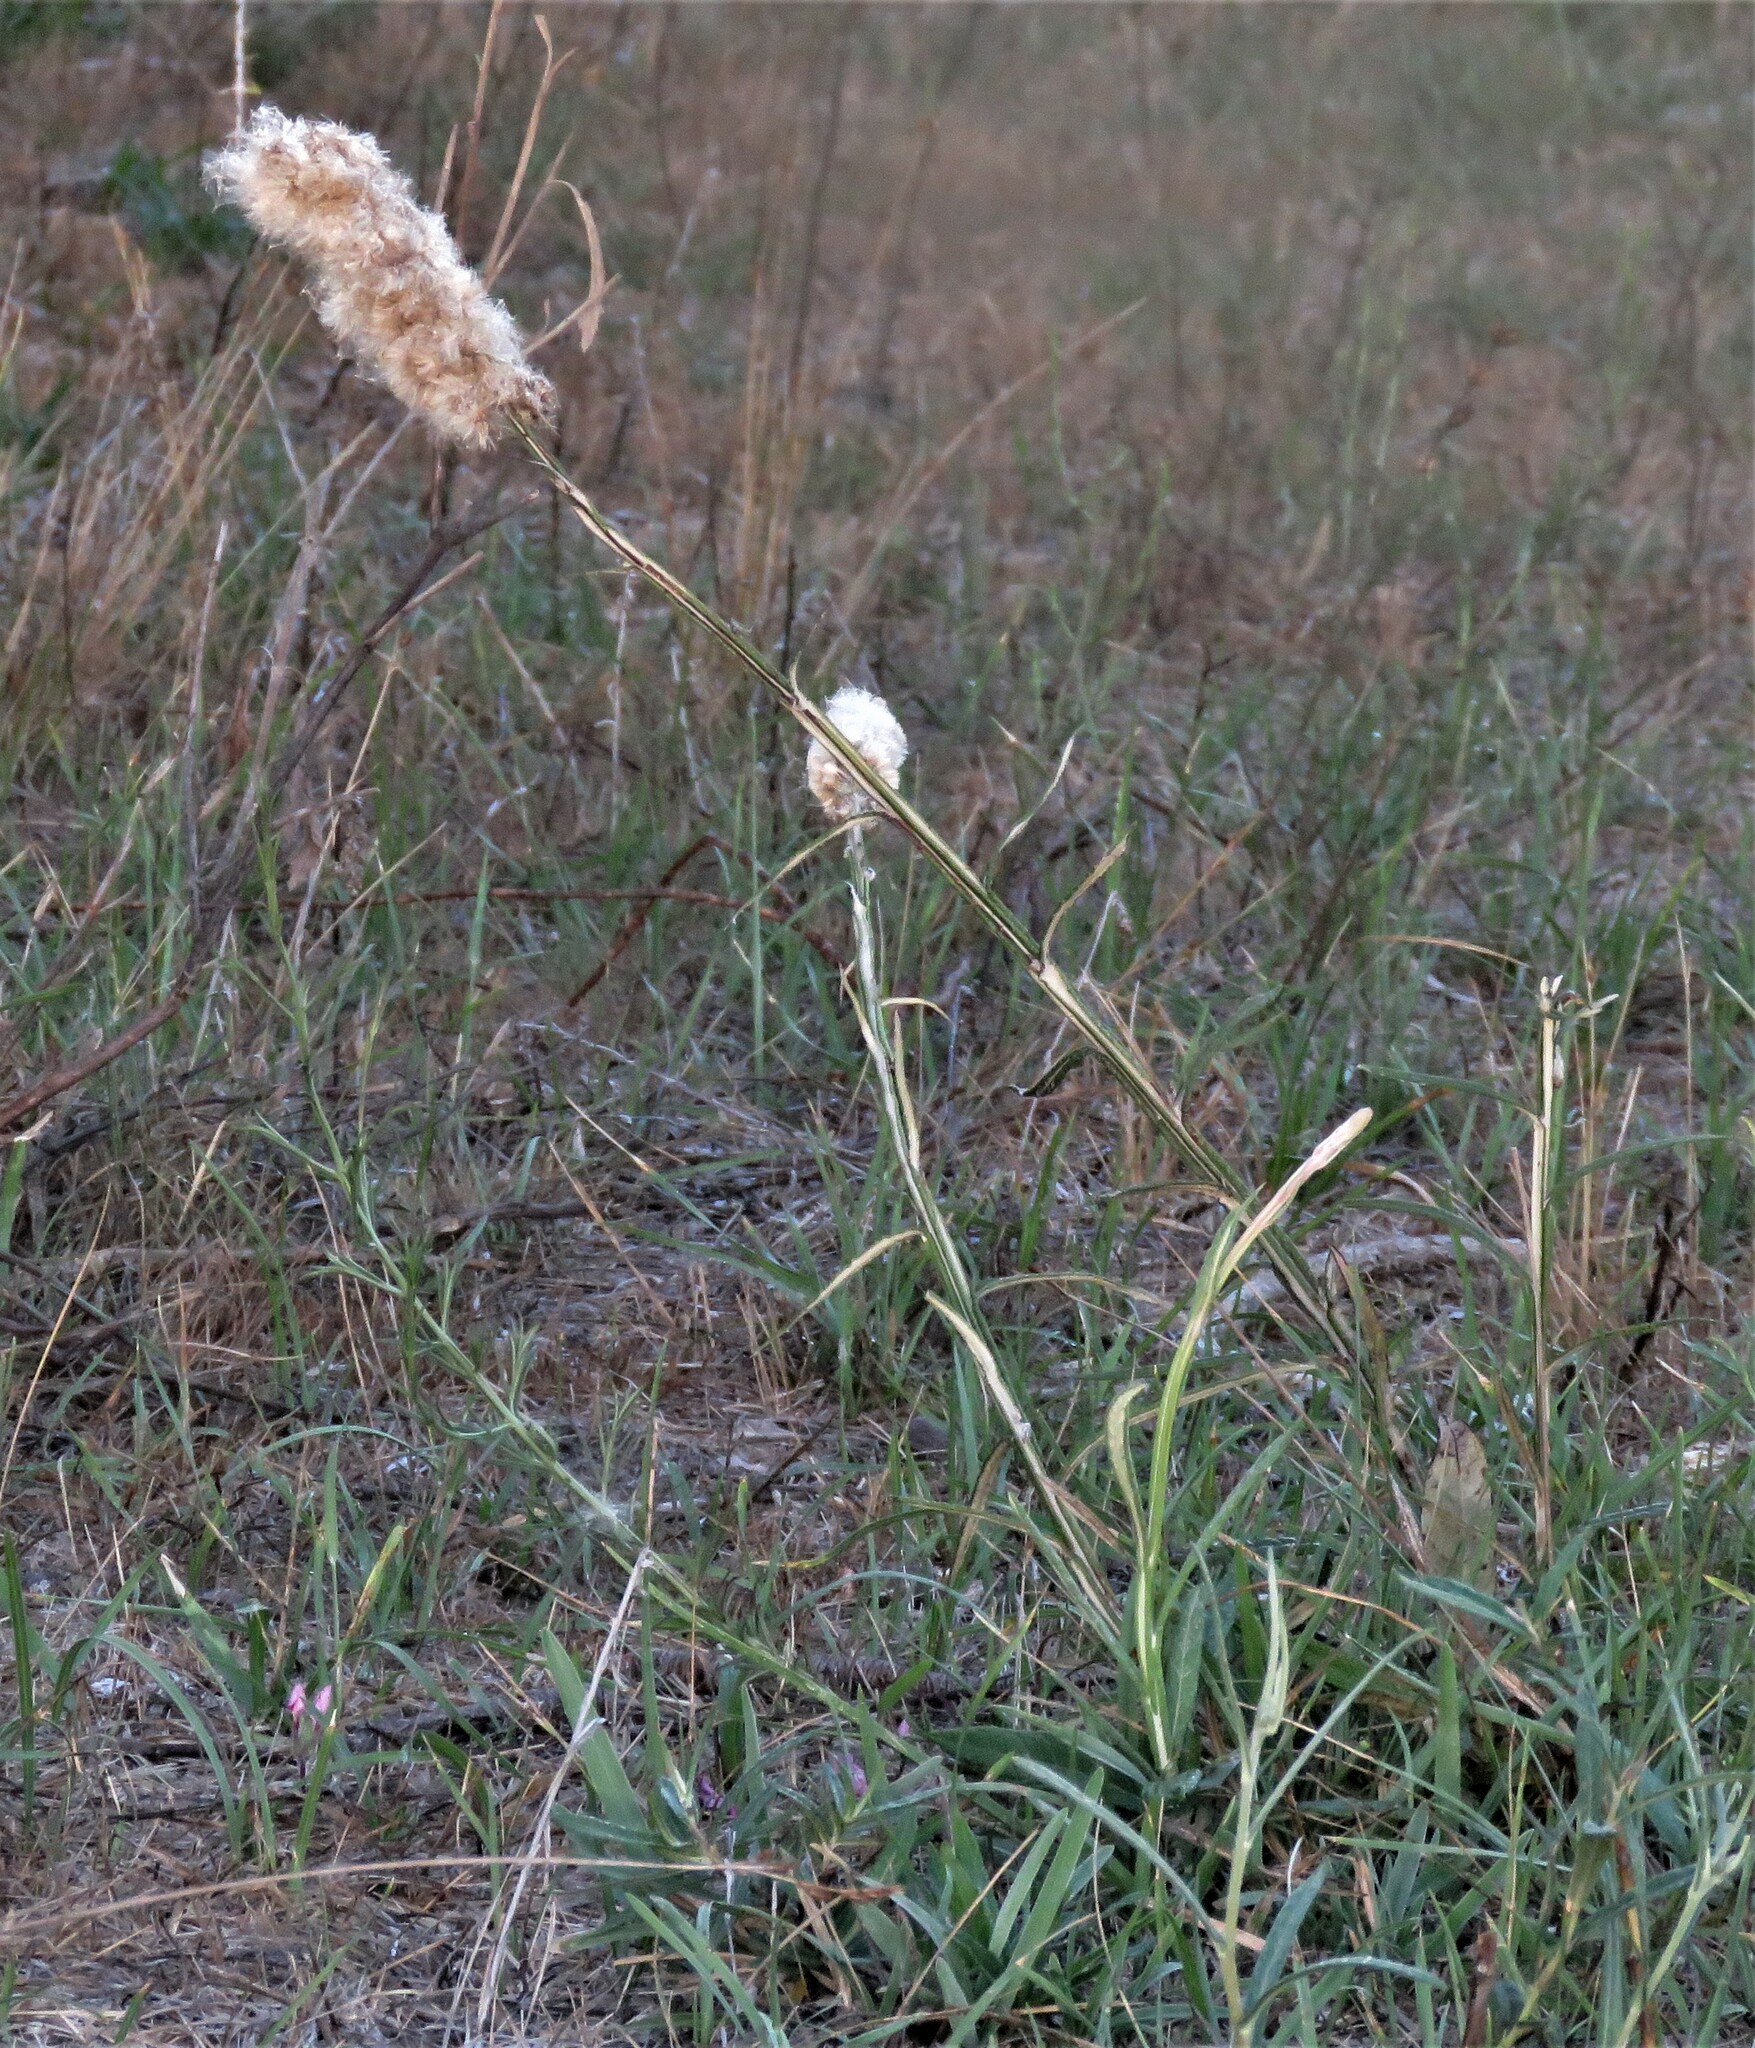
<box><xmin>0</xmin><ymin>6</ymin><xmax>1751</xmax><ymax>2043</ymax></box>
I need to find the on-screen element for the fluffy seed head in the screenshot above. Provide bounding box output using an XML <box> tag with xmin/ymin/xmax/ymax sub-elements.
<box><xmin>806</xmin><ymin>686</ymin><xmax>909</xmax><ymax>822</ymax></box>
<box><xmin>205</xmin><ymin>106</ymin><xmax>553</xmax><ymax>448</ymax></box>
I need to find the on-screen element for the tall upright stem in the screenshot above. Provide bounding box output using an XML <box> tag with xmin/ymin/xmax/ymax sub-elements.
<box><xmin>1530</xmin><ymin>975</ymin><xmax>1562</xmax><ymax>1571</ymax></box>
<box><xmin>513</xmin><ymin>420</ymin><xmax>1350</xmax><ymax>1353</ymax></box>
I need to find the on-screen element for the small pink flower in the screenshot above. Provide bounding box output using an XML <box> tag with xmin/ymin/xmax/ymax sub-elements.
<box><xmin>288</xmin><ymin>1680</ymin><xmax>336</xmax><ymax>1734</ymax></box>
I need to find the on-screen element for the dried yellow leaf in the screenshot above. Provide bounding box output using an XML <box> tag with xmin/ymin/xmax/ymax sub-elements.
<box><xmin>1422</xmin><ymin>1421</ymin><xmax>1496</xmax><ymax>1590</ymax></box>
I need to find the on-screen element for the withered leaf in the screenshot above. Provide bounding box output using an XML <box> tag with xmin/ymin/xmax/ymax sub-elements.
<box><xmin>1422</xmin><ymin>1420</ymin><xmax>1496</xmax><ymax>1591</ymax></box>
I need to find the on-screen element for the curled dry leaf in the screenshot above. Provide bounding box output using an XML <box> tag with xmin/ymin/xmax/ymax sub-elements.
<box><xmin>1421</xmin><ymin>1419</ymin><xmax>1496</xmax><ymax>1590</ymax></box>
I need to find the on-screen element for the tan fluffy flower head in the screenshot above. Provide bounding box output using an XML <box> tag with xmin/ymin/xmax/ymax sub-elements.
<box><xmin>806</xmin><ymin>686</ymin><xmax>909</xmax><ymax>823</ymax></box>
<box><xmin>205</xmin><ymin>106</ymin><xmax>553</xmax><ymax>449</ymax></box>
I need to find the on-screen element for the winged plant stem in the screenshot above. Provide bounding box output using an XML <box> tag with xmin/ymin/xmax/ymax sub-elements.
<box><xmin>1218</xmin><ymin>1551</ymin><xmax>1291</xmax><ymax>2048</ymax></box>
<box><xmin>843</xmin><ymin>828</ymin><xmax>978</xmax><ymax>1336</ymax></box>
<box><xmin>511</xmin><ymin>420</ymin><xmax>1346</xmax><ymax>1352</ymax></box>
<box><xmin>1599</xmin><ymin>1778</ymin><xmax>1755</xmax><ymax>2048</ymax></box>
<box><xmin>1129</xmin><ymin>1106</ymin><xmax>1372</xmax><ymax>1776</ymax></box>
<box><xmin>842</xmin><ymin>827</ymin><xmax>1113</xmax><ymax>1622</ymax></box>
<box><xmin>1529</xmin><ymin>974</ymin><xmax>1562</xmax><ymax>1571</ymax></box>
<box><xmin>1132</xmin><ymin>1218</ymin><xmax>1244</xmax><ymax>1772</ymax></box>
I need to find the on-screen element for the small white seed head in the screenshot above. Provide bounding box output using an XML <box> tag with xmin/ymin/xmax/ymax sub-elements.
<box><xmin>204</xmin><ymin>105</ymin><xmax>553</xmax><ymax>449</ymax></box>
<box><xmin>806</xmin><ymin>685</ymin><xmax>909</xmax><ymax>822</ymax></box>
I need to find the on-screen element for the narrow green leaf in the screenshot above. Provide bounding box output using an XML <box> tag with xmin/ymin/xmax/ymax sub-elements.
<box><xmin>0</xmin><ymin>1140</ymin><xmax>27</xmax><ymax>1257</ymax></box>
<box><xmin>1246</xmin><ymin>1858</ymin><xmax>1329</xmax><ymax>2018</ymax></box>
<box><xmin>542</xmin><ymin>1627</ymin><xmax>586</xmax><ymax>1727</ymax></box>
<box><xmin>987</xmin><ymin>1813</ymin><xmax>1064</xmax><ymax>1957</ymax></box>
<box><xmin>580</xmin><ymin>1723</ymin><xmax>646</xmax><ymax>1835</ymax></box>
<box><xmin>1009</xmin><ymin>1770</ymin><xmax>1100</xmax><ymax>1960</ymax></box>
<box><xmin>1400</xmin><ymin>1572</ymin><xmax>1537</xmax><ymax>1643</ymax></box>
<box><xmin>1164</xmin><ymin>1585</ymin><xmax>1208</xmax><ymax>1765</ymax></box>
<box><xmin>2</xmin><ymin>1534</ymin><xmax>37</xmax><ymax>1823</ymax></box>
<box><xmin>1435</xmin><ymin>1642</ymin><xmax>1462</xmax><ymax>1808</ymax></box>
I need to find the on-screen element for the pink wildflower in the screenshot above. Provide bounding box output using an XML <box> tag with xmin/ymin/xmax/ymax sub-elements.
<box><xmin>287</xmin><ymin>1679</ymin><xmax>336</xmax><ymax>1734</ymax></box>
